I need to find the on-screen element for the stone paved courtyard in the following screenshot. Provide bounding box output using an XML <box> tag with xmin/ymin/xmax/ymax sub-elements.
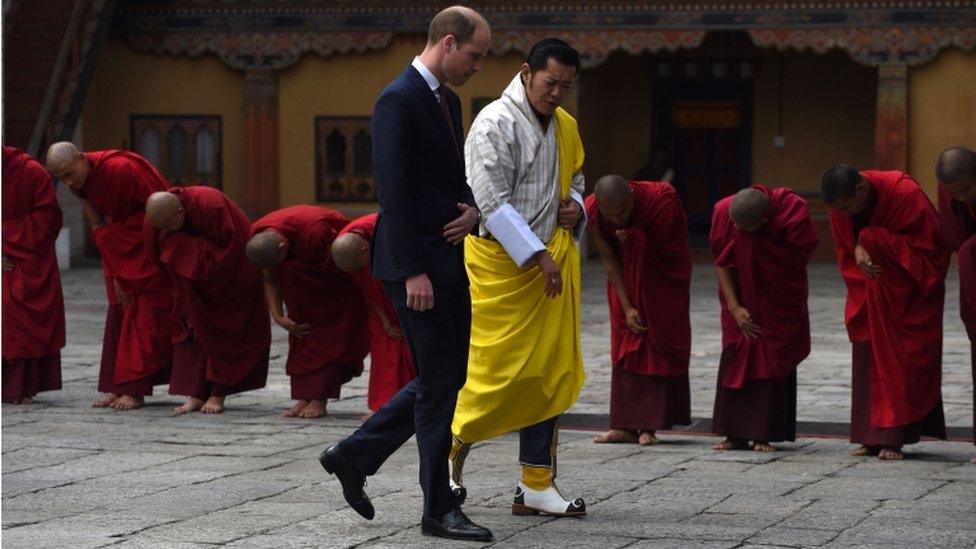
<box><xmin>2</xmin><ymin>260</ymin><xmax>974</xmax><ymax>548</ymax></box>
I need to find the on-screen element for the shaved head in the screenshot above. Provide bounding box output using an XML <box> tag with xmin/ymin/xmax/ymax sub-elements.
<box><xmin>331</xmin><ymin>232</ymin><xmax>371</xmax><ymax>273</ymax></box>
<box><xmin>246</xmin><ymin>231</ymin><xmax>287</xmax><ymax>268</ymax></box>
<box><xmin>936</xmin><ymin>147</ymin><xmax>976</xmax><ymax>185</ymax></box>
<box><xmin>146</xmin><ymin>191</ymin><xmax>185</xmax><ymax>233</ymax></box>
<box><xmin>729</xmin><ymin>188</ymin><xmax>770</xmax><ymax>232</ymax></box>
<box><xmin>593</xmin><ymin>174</ymin><xmax>635</xmax><ymax>226</ymax></box>
<box><xmin>45</xmin><ymin>141</ymin><xmax>88</xmax><ymax>190</ymax></box>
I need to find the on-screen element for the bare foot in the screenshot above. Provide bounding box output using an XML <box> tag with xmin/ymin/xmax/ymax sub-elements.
<box><xmin>283</xmin><ymin>400</ymin><xmax>309</xmax><ymax>418</ymax></box>
<box><xmin>754</xmin><ymin>441</ymin><xmax>777</xmax><ymax>452</ymax></box>
<box><xmin>714</xmin><ymin>438</ymin><xmax>749</xmax><ymax>451</ymax></box>
<box><xmin>878</xmin><ymin>447</ymin><xmax>904</xmax><ymax>461</ymax></box>
<box><xmin>361</xmin><ymin>411</ymin><xmax>375</xmax><ymax>422</ymax></box>
<box><xmin>638</xmin><ymin>431</ymin><xmax>660</xmax><ymax>446</ymax></box>
<box><xmin>111</xmin><ymin>395</ymin><xmax>144</xmax><ymax>411</ymax></box>
<box><xmin>593</xmin><ymin>429</ymin><xmax>638</xmax><ymax>444</ymax></box>
<box><xmin>201</xmin><ymin>396</ymin><xmax>225</xmax><ymax>414</ymax></box>
<box><xmin>92</xmin><ymin>393</ymin><xmax>119</xmax><ymax>408</ymax></box>
<box><xmin>851</xmin><ymin>445</ymin><xmax>880</xmax><ymax>457</ymax></box>
<box><xmin>22</xmin><ymin>397</ymin><xmax>34</xmax><ymax>404</ymax></box>
<box><xmin>971</xmin><ymin>455</ymin><xmax>975</xmax><ymax>464</ymax></box>
<box><xmin>172</xmin><ymin>397</ymin><xmax>205</xmax><ymax>416</ymax></box>
<box><xmin>298</xmin><ymin>399</ymin><xmax>327</xmax><ymax>418</ymax></box>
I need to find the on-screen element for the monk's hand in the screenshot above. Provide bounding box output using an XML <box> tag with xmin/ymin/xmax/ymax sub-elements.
<box><xmin>731</xmin><ymin>305</ymin><xmax>761</xmax><ymax>339</ymax></box>
<box><xmin>558</xmin><ymin>198</ymin><xmax>582</xmax><ymax>229</ymax></box>
<box><xmin>276</xmin><ymin>316</ymin><xmax>311</xmax><ymax>338</ymax></box>
<box><xmin>614</xmin><ymin>229</ymin><xmax>628</xmax><ymax>243</ymax></box>
<box><xmin>624</xmin><ymin>306</ymin><xmax>648</xmax><ymax>334</ymax></box>
<box><xmin>443</xmin><ymin>203</ymin><xmax>479</xmax><ymax>245</ymax></box>
<box><xmin>113</xmin><ymin>279</ymin><xmax>132</xmax><ymax>307</ymax></box>
<box><xmin>1</xmin><ymin>255</ymin><xmax>13</xmax><ymax>272</ymax></box>
<box><xmin>405</xmin><ymin>273</ymin><xmax>434</xmax><ymax>311</ymax></box>
<box><xmin>854</xmin><ymin>244</ymin><xmax>882</xmax><ymax>278</ymax></box>
<box><xmin>535</xmin><ymin>250</ymin><xmax>562</xmax><ymax>298</ymax></box>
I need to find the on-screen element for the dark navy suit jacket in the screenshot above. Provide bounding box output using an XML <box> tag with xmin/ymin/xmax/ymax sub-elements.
<box><xmin>371</xmin><ymin>64</ymin><xmax>476</xmax><ymax>285</ymax></box>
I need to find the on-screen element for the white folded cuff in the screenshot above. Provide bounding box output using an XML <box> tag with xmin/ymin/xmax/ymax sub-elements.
<box><xmin>569</xmin><ymin>189</ymin><xmax>587</xmax><ymax>241</ymax></box>
<box><xmin>484</xmin><ymin>203</ymin><xmax>546</xmax><ymax>268</ymax></box>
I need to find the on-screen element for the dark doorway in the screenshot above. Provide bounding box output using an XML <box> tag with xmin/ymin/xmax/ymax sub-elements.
<box><xmin>651</xmin><ymin>54</ymin><xmax>755</xmax><ymax>240</ymax></box>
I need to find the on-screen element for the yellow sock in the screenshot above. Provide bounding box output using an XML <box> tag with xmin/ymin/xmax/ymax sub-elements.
<box><xmin>520</xmin><ymin>465</ymin><xmax>552</xmax><ymax>491</ymax></box>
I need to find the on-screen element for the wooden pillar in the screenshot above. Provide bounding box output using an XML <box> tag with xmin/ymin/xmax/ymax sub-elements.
<box><xmin>873</xmin><ymin>61</ymin><xmax>909</xmax><ymax>171</ymax></box>
<box><xmin>242</xmin><ymin>67</ymin><xmax>280</xmax><ymax>218</ymax></box>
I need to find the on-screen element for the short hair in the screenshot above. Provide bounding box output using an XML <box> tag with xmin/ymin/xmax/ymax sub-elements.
<box><xmin>526</xmin><ymin>38</ymin><xmax>581</xmax><ymax>74</ymax></box>
<box><xmin>427</xmin><ymin>6</ymin><xmax>482</xmax><ymax>46</ymax></box>
<box><xmin>935</xmin><ymin>147</ymin><xmax>976</xmax><ymax>185</ymax></box>
<box><xmin>820</xmin><ymin>164</ymin><xmax>861</xmax><ymax>205</ymax></box>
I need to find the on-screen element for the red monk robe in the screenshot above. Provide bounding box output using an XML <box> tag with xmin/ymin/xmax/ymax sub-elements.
<box><xmin>144</xmin><ymin>186</ymin><xmax>270</xmax><ymax>399</ymax></box>
<box><xmin>830</xmin><ymin>170</ymin><xmax>947</xmax><ymax>446</ymax></box>
<box><xmin>252</xmin><ymin>206</ymin><xmax>369</xmax><ymax>402</ymax></box>
<box><xmin>339</xmin><ymin>214</ymin><xmax>415</xmax><ymax>411</ymax></box>
<box><xmin>710</xmin><ymin>185</ymin><xmax>819</xmax><ymax>443</ymax></box>
<box><xmin>937</xmin><ymin>183</ymin><xmax>976</xmax><ymax>447</ymax></box>
<box><xmin>585</xmin><ymin>181</ymin><xmax>692</xmax><ymax>432</ymax></box>
<box><xmin>83</xmin><ymin>151</ymin><xmax>174</xmax><ymax>397</ymax></box>
<box><xmin>2</xmin><ymin>147</ymin><xmax>65</xmax><ymax>402</ymax></box>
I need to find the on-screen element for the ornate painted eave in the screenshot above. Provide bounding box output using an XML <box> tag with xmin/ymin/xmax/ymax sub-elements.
<box><xmin>114</xmin><ymin>0</ymin><xmax>976</xmax><ymax>69</ymax></box>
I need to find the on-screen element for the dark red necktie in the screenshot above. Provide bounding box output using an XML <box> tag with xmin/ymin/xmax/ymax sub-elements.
<box><xmin>438</xmin><ymin>86</ymin><xmax>460</xmax><ymax>156</ymax></box>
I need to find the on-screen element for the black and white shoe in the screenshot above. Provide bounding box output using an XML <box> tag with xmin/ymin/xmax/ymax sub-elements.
<box><xmin>511</xmin><ymin>482</ymin><xmax>586</xmax><ymax>517</ymax></box>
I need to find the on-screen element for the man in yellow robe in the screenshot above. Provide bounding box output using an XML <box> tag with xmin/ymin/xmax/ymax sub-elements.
<box><xmin>452</xmin><ymin>38</ymin><xmax>587</xmax><ymax>517</ymax></box>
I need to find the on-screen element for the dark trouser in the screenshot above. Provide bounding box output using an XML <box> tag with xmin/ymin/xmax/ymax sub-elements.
<box><xmin>338</xmin><ymin>282</ymin><xmax>470</xmax><ymax>519</ymax></box>
<box><xmin>519</xmin><ymin>415</ymin><xmax>559</xmax><ymax>470</ymax></box>
<box><xmin>850</xmin><ymin>341</ymin><xmax>946</xmax><ymax>446</ymax></box>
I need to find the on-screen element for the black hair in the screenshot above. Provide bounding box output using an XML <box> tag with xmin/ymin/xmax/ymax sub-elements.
<box><xmin>526</xmin><ymin>38</ymin><xmax>581</xmax><ymax>74</ymax></box>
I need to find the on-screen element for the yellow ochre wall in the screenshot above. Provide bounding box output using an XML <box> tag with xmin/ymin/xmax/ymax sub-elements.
<box><xmin>277</xmin><ymin>40</ymin><xmax>523</xmax><ymax>210</ymax></box>
<box><xmin>81</xmin><ymin>38</ymin><xmax>245</xmax><ymax>201</ymax></box>
<box><xmin>910</xmin><ymin>48</ymin><xmax>976</xmax><ymax>202</ymax></box>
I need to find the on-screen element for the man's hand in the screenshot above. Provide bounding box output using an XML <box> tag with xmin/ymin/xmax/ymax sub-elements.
<box><xmin>624</xmin><ymin>306</ymin><xmax>648</xmax><ymax>334</ymax></box>
<box><xmin>443</xmin><ymin>203</ymin><xmax>480</xmax><ymax>245</ymax></box>
<box><xmin>730</xmin><ymin>305</ymin><xmax>761</xmax><ymax>339</ymax></box>
<box><xmin>1</xmin><ymin>255</ymin><xmax>13</xmax><ymax>272</ymax></box>
<box><xmin>854</xmin><ymin>244</ymin><xmax>882</xmax><ymax>278</ymax></box>
<box><xmin>276</xmin><ymin>316</ymin><xmax>311</xmax><ymax>338</ymax></box>
<box><xmin>614</xmin><ymin>229</ymin><xmax>628</xmax><ymax>243</ymax></box>
<box><xmin>405</xmin><ymin>273</ymin><xmax>434</xmax><ymax>311</ymax></box>
<box><xmin>535</xmin><ymin>251</ymin><xmax>562</xmax><ymax>298</ymax></box>
<box><xmin>382</xmin><ymin>319</ymin><xmax>404</xmax><ymax>340</ymax></box>
<box><xmin>113</xmin><ymin>279</ymin><xmax>132</xmax><ymax>307</ymax></box>
<box><xmin>558</xmin><ymin>198</ymin><xmax>582</xmax><ymax>229</ymax></box>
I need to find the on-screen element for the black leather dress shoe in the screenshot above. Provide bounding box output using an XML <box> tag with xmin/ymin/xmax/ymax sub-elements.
<box><xmin>319</xmin><ymin>444</ymin><xmax>374</xmax><ymax>520</ymax></box>
<box><xmin>421</xmin><ymin>507</ymin><xmax>493</xmax><ymax>542</ymax></box>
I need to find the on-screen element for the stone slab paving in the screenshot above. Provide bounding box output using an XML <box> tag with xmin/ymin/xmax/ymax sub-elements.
<box><xmin>2</xmin><ymin>261</ymin><xmax>974</xmax><ymax>547</ymax></box>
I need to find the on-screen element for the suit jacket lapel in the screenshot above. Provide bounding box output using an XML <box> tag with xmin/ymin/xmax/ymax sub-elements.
<box><xmin>404</xmin><ymin>66</ymin><xmax>462</xmax><ymax>168</ymax></box>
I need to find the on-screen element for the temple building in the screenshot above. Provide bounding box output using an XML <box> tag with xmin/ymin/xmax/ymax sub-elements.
<box><xmin>4</xmin><ymin>0</ymin><xmax>975</xmax><ymax>260</ymax></box>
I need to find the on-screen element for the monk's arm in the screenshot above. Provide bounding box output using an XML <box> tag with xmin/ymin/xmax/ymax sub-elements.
<box><xmin>79</xmin><ymin>198</ymin><xmax>105</xmax><ymax>230</ymax></box>
<box><xmin>260</xmin><ymin>268</ymin><xmax>286</xmax><ymax>322</ymax></box>
<box><xmin>591</xmin><ymin>232</ymin><xmax>634</xmax><ymax>310</ymax></box>
<box><xmin>715</xmin><ymin>265</ymin><xmax>742</xmax><ymax>311</ymax></box>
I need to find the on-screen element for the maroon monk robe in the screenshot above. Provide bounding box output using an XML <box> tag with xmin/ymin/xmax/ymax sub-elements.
<box><xmin>339</xmin><ymin>213</ymin><xmax>416</xmax><ymax>411</ymax></box>
<box><xmin>83</xmin><ymin>150</ymin><xmax>174</xmax><ymax>396</ymax></box>
<box><xmin>830</xmin><ymin>170</ymin><xmax>948</xmax><ymax>444</ymax></box>
<box><xmin>144</xmin><ymin>186</ymin><xmax>269</xmax><ymax>397</ymax></box>
<box><xmin>709</xmin><ymin>185</ymin><xmax>819</xmax><ymax>442</ymax></box>
<box><xmin>937</xmin><ymin>183</ymin><xmax>976</xmax><ymax>446</ymax></box>
<box><xmin>585</xmin><ymin>181</ymin><xmax>692</xmax><ymax>431</ymax></box>
<box><xmin>2</xmin><ymin>147</ymin><xmax>65</xmax><ymax>401</ymax></box>
<box><xmin>252</xmin><ymin>206</ymin><xmax>369</xmax><ymax>401</ymax></box>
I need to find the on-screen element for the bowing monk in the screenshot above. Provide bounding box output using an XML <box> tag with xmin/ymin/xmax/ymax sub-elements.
<box><xmin>144</xmin><ymin>187</ymin><xmax>270</xmax><ymax>414</ymax></box>
<box><xmin>822</xmin><ymin>164</ymin><xmax>948</xmax><ymax>460</ymax></box>
<box><xmin>45</xmin><ymin>142</ymin><xmax>173</xmax><ymax>410</ymax></box>
<box><xmin>935</xmin><ymin>146</ymin><xmax>976</xmax><ymax>464</ymax></box>
<box><xmin>2</xmin><ymin>147</ymin><xmax>65</xmax><ymax>403</ymax></box>
<box><xmin>586</xmin><ymin>175</ymin><xmax>692</xmax><ymax>446</ymax></box>
<box><xmin>709</xmin><ymin>185</ymin><xmax>818</xmax><ymax>452</ymax></box>
<box><xmin>247</xmin><ymin>205</ymin><xmax>369</xmax><ymax>418</ymax></box>
<box><xmin>331</xmin><ymin>213</ymin><xmax>416</xmax><ymax>412</ymax></box>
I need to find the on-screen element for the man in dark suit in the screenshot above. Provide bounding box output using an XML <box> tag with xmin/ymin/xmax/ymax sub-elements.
<box><xmin>319</xmin><ymin>6</ymin><xmax>493</xmax><ymax>542</ymax></box>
